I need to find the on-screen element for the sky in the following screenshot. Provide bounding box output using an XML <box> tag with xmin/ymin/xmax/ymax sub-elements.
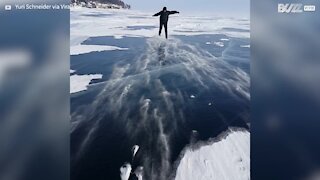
<box><xmin>124</xmin><ymin>0</ymin><xmax>250</xmax><ymax>17</ymax></box>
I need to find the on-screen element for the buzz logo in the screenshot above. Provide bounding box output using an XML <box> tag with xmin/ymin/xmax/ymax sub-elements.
<box><xmin>278</xmin><ymin>4</ymin><xmax>303</xmax><ymax>13</ymax></box>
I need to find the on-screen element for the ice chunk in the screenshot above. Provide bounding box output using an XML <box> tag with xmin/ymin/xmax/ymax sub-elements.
<box><xmin>214</xmin><ymin>42</ymin><xmax>224</xmax><ymax>47</ymax></box>
<box><xmin>134</xmin><ymin>166</ymin><xmax>144</xmax><ymax>180</ymax></box>
<box><xmin>132</xmin><ymin>145</ymin><xmax>140</xmax><ymax>159</ymax></box>
<box><xmin>190</xmin><ymin>95</ymin><xmax>196</xmax><ymax>99</ymax></box>
<box><xmin>120</xmin><ymin>163</ymin><xmax>132</xmax><ymax>180</ymax></box>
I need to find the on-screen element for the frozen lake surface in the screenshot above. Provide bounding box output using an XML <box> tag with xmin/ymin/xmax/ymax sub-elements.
<box><xmin>70</xmin><ymin>7</ymin><xmax>250</xmax><ymax>180</ymax></box>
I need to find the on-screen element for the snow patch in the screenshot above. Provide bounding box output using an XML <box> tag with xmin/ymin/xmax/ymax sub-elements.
<box><xmin>240</xmin><ymin>45</ymin><xmax>250</xmax><ymax>48</ymax></box>
<box><xmin>214</xmin><ymin>42</ymin><xmax>224</xmax><ymax>47</ymax></box>
<box><xmin>70</xmin><ymin>35</ymin><xmax>89</xmax><ymax>46</ymax></box>
<box><xmin>175</xmin><ymin>129</ymin><xmax>250</xmax><ymax>180</ymax></box>
<box><xmin>120</xmin><ymin>163</ymin><xmax>132</xmax><ymax>180</ymax></box>
<box><xmin>71</xmin><ymin>45</ymin><xmax>128</xmax><ymax>55</ymax></box>
<box><xmin>70</xmin><ymin>74</ymin><xmax>102</xmax><ymax>94</ymax></box>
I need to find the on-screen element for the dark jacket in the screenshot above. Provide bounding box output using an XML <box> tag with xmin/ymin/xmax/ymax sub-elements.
<box><xmin>153</xmin><ymin>10</ymin><xmax>179</xmax><ymax>24</ymax></box>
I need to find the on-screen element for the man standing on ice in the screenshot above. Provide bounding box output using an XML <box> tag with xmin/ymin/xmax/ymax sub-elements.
<box><xmin>153</xmin><ymin>7</ymin><xmax>179</xmax><ymax>39</ymax></box>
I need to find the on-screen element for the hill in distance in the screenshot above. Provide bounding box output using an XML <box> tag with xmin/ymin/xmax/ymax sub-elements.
<box><xmin>72</xmin><ymin>0</ymin><xmax>130</xmax><ymax>9</ymax></box>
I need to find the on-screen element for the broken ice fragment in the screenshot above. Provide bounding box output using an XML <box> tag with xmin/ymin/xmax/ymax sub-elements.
<box><xmin>132</xmin><ymin>145</ymin><xmax>139</xmax><ymax>159</ymax></box>
<box><xmin>120</xmin><ymin>163</ymin><xmax>132</xmax><ymax>180</ymax></box>
<box><xmin>134</xmin><ymin>166</ymin><xmax>144</xmax><ymax>180</ymax></box>
<box><xmin>214</xmin><ymin>42</ymin><xmax>224</xmax><ymax>47</ymax></box>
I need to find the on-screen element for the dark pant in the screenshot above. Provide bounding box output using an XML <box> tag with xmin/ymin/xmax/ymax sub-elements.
<box><xmin>159</xmin><ymin>22</ymin><xmax>168</xmax><ymax>39</ymax></box>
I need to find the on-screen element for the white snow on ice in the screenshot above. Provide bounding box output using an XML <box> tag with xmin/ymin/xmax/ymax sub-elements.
<box><xmin>206</xmin><ymin>41</ymin><xmax>224</xmax><ymax>47</ymax></box>
<box><xmin>70</xmin><ymin>7</ymin><xmax>249</xmax><ymax>95</ymax></box>
<box><xmin>70</xmin><ymin>7</ymin><xmax>249</xmax><ymax>48</ymax></box>
<box><xmin>175</xmin><ymin>129</ymin><xmax>250</xmax><ymax>180</ymax></box>
<box><xmin>120</xmin><ymin>163</ymin><xmax>132</xmax><ymax>180</ymax></box>
<box><xmin>214</xmin><ymin>41</ymin><xmax>224</xmax><ymax>47</ymax></box>
<box><xmin>70</xmin><ymin>74</ymin><xmax>103</xmax><ymax>94</ymax></box>
<box><xmin>70</xmin><ymin>69</ymin><xmax>76</xmax><ymax>73</ymax></box>
<box><xmin>71</xmin><ymin>44</ymin><xmax>128</xmax><ymax>55</ymax></box>
<box><xmin>240</xmin><ymin>45</ymin><xmax>250</xmax><ymax>48</ymax></box>
<box><xmin>132</xmin><ymin>145</ymin><xmax>140</xmax><ymax>159</ymax></box>
<box><xmin>134</xmin><ymin>166</ymin><xmax>144</xmax><ymax>180</ymax></box>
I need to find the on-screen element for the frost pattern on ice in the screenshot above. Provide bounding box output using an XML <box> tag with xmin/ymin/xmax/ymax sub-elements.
<box><xmin>72</xmin><ymin>37</ymin><xmax>250</xmax><ymax>179</ymax></box>
<box><xmin>71</xmin><ymin>8</ymin><xmax>250</xmax><ymax>180</ymax></box>
<box><xmin>174</xmin><ymin>129</ymin><xmax>250</xmax><ymax>180</ymax></box>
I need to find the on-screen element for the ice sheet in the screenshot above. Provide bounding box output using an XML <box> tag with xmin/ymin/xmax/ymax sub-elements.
<box><xmin>70</xmin><ymin>7</ymin><xmax>250</xmax><ymax>44</ymax></box>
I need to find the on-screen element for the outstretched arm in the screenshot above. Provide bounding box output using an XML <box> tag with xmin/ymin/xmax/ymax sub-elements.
<box><xmin>169</xmin><ymin>11</ymin><xmax>179</xmax><ymax>15</ymax></box>
<box><xmin>153</xmin><ymin>11</ymin><xmax>161</xmax><ymax>16</ymax></box>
